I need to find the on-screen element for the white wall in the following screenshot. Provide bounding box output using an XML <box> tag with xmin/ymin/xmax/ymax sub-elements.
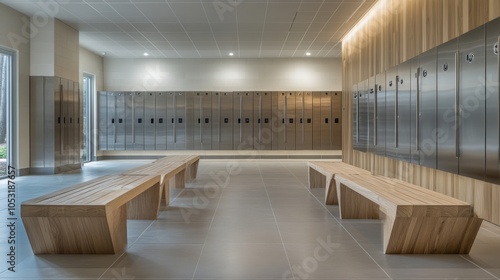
<box><xmin>0</xmin><ymin>4</ymin><xmax>31</xmax><ymax>172</ymax></box>
<box><xmin>104</xmin><ymin>58</ymin><xmax>342</xmax><ymax>91</ymax></box>
<box><xmin>54</xmin><ymin>19</ymin><xmax>79</xmax><ymax>82</ymax></box>
<box><xmin>29</xmin><ymin>17</ymin><xmax>54</xmax><ymax>77</ymax></box>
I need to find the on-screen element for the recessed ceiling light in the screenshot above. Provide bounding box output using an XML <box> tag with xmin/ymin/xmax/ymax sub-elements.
<box><xmin>306</xmin><ymin>52</ymin><xmax>311</xmax><ymax>56</ymax></box>
<box><xmin>229</xmin><ymin>52</ymin><xmax>234</xmax><ymax>56</ymax></box>
<box><xmin>144</xmin><ymin>52</ymin><xmax>149</xmax><ymax>56</ymax></box>
<box><xmin>101</xmin><ymin>52</ymin><xmax>106</xmax><ymax>56</ymax></box>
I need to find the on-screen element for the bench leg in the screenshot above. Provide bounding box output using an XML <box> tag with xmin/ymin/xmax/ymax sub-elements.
<box><xmin>160</xmin><ymin>179</ymin><xmax>170</xmax><ymax>208</ymax></box>
<box><xmin>308</xmin><ymin>167</ymin><xmax>325</xmax><ymax>189</ymax></box>
<box><xmin>186</xmin><ymin>160</ymin><xmax>199</xmax><ymax>183</ymax></box>
<box><xmin>127</xmin><ymin>181</ymin><xmax>161</xmax><ymax>220</ymax></box>
<box><xmin>325</xmin><ymin>177</ymin><xmax>338</xmax><ymax>205</ymax></box>
<box><xmin>22</xmin><ymin>206</ymin><xmax>127</xmax><ymax>254</ymax></box>
<box><xmin>384</xmin><ymin>216</ymin><xmax>483</xmax><ymax>254</ymax></box>
<box><xmin>337</xmin><ymin>182</ymin><xmax>379</xmax><ymax>219</ymax></box>
<box><xmin>174</xmin><ymin>169</ymin><xmax>186</xmax><ymax>189</ymax></box>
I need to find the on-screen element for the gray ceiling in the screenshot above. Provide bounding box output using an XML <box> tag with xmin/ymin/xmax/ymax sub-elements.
<box><xmin>0</xmin><ymin>0</ymin><xmax>375</xmax><ymax>58</ymax></box>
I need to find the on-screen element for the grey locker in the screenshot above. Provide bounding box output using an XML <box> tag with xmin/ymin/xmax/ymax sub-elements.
<box><xmin>233</xmin><ymin>92</ymin><xmax>254</xmax><ymax>150</ymax></box>
<box><xmin>396</xmin><ymin>60</ymin><xmax>412</xmax><ymax>162</ymax></box>
<box><xmin>185</xmin><ymin>92</ymin><xmax>195</xmax><ymax>150</ymax></box>
<box><xmin>296</xmin><ymin>92</ymin><xmax>313</xmax><ymax>150</ymax></box>
<box><xmin>458</xmin><ymin>25</ymin><xmax>486</xmax><ymax>180</ymax></box>
<box><xmin>212</xmin><ymin>92</ymin><xmax>233</xmax><ymax>150</ymax></box>
<box><xmin>98</xmin><ymin>92</ymin><xmax>107</xmax><ymax>150</ymax></box>
<box><xmin>125</xmin><ymin>92</ymin><xmax>144</xmax><ymax>150</ymax></box>
<box><xmin>358</xmin><ymin>80</ymin><xmax>369</xmax><ymax>152</ymax></box>
<box><xmin>368</xmin><ymin>76</ymin><xmax>376</xmax><ymax>153</ymax></box>
<box><xmin>254</xmin><ymin>92</ymin><xmax>273</xmax><ymax>150</ymax></box>
<box><xmin>174</xmin><ymin>92</ymin><xmax>186</xmax><ymax>150</ymax></box>
<box><xmin>274</xmin><ymin>92</ymin><xmax>286</xmax><ymax>150</ymax></box>
<box><xmin>115</xmin><ymin>92</ymin><xmax>126</xmax><ymax>150</ymax></box>
<box><xmin>144</xmin><ymin>92</ymin><xmax>156</xmax><ymax>150</ymax></box>
<box><xmin>125</xmin><ymin>92</ymin><xmax>134</xmax><ymax>150</ymax></box>
<box><xmin>67</xmin><ymin>81</ymin><xmax>75</xmax><ymax>165</ymax></box>
<box><xmin>285</xmin><ymin>92</ymin><xmax>296</xmax><ymax>150</ymax></box>
<box><xmin>410</xmin><ymin>57</ymin><xmax>420</xmax><ymax>164</ymax></box>
<box><xmin>486</xmin><ymin>17</ymin><xmax>500</xmax><ymax>184</ymax></box>
<box><xmin>155</xmin><ymin>92</ymin><xmax>167</xmax><ymax>150</ymax></box>
<box><xmin>436</xmin><ymin>38</ymin><xmax>459</xmax><ymax>174</ymax></box>
<box><xmin>166</xmin><ymin>92</ymin><xmax>175</xmax><ymax>149</ymax></box>
<box><xmin>319</xmin><ymin>92</ymin><xmax>332</xmax><ymax>150</ymax></box>
<box><xmin>331</xmin><ymin>92</ymin><xmax>342</xmax><ymax>150</ymax></box>
<box><xmin>352</xmin><ymin>85</ymin><xmax>359</xmax><ymax>150</ymax></box>
<box><xmin>385</xmin><ymin>67</ymin><xmax>397</xmax><ymax>158</ymax></box>
<box><xmin>61</xmin><ymin>78</ymin><xmax>70</xmax><ymax>167</ymax></box>
<box><xmin>194</xmin><ymin>92</ymin><xmax>212</xmax><ymax>150</ymax></box>
<box><xmin>75</xmin><ymin>82</ymin><xmax>82</xmax><ymax>165</ymax></box>
<box><xmin>375</xmin><ymin>73</ymin><xmax>386</xmax><ymax>156</ymax></box>
<box><xmin>419</xmin><ymin>48</ymin><xmax>437</xmax><ymax>168</ymax></box>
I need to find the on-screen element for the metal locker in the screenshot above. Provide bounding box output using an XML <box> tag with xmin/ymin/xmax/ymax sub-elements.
<box><xmin>385</xmin><ymin>67</ymin><xmax>397</xmax><ymax>158</ymax></box>
<box><xmin>76</xmin><ymin>82</ymin><xmax>82</xmax><ymax>164</ymax></box>
<box><xmin>166</xmin><ymin>92</ymin><xmax>175</xmax><ymax>149</ymax></box>
<box><xmin>436</xmin><ymin>38</ymin><xmax>459</xmax><ymax>174</ymax></box>
<box><xmin>418</xmin><ymin>48</ymin><xmax>437</xmax><ymax>168</ymax></box>
<box><xmin>458</xmin><ymin>25</ymin><xmax>486</xmax><ymax>180</ymax></box>
<box><xmin>273</xmin><ymin>92</ymin><xmax>286</xmax><ymax>150</ymax></box>
<box><xmin>217</xmin><ymin>92</ymin><xmax>234</xmax><ymax>150</ymax></box>
<box><xmin>331</xmin><ymin>92</ymin><xmax>342</xmax><ymax>150</ymax></box>
<box><xmin>285</xmin><ymin>92</ymin><xmax>296</xmax><ymax>150</ymax></box>
<box><xmin>486</xmin><ymin>17</ymin><xmax>500</xmax><ymax>184</ymax></box>
<box><xmin>358</xmin><ymin>80</ymin><xmax>369</xmax><ymax>152</ymax></box>
<box><xmin>352</xmin><ymin>85</ymin><xmax>359</xmax><ymax>151</ymax></box>
<box><xmin>155</xmin><ymin>92</ymin><xmax>167</xmax><ymax>150</ymax></box>
<box><xmin>375</xmin><ymin>73</ymin><xmax>386</xmax><ymax>156</ymax></box>
<box><xmin>312</xmin><ymin>92</ymin><xmax>321</xmax><ymax>150</ymax></box>
<box><xmin>253</xmin><ymin>92</ymin><xmax>273</xmax><ymax>150</ymax></box>
<box><xmin>410</xmin><ymin>57</ymin><xmax>421</xmax><ymax>164</ymax></box>
<box><xmin>107</xmin><ymin>92</ymin><xmax>116</xmax><ymax>150</ymax></box>
<box><xmin>368</xmin><ymin>76</ymin><xmax>376</xmax><ymax>153</ymax></box>
<box><xmin>67</xmin><ymin>81</ymin><xmax>75</xmax><ymax>165</ymax></box>
<box><xmin>125</xmin><ymin>92</ymin><xmax>144</xmax><ymax>150</ymax></box>
<box><xmin>144</xmin><ymin>92</ymin><xmax>156</xmax><ymax>150</ymax></box>
<box><xmin>125</xmin><ymin>92</ymin><xmax>134</xmax><ymax>149</ymax></box>
<box><xmin>174</xmin><ymin>92</ymin><xmax>187</xmax><ymax>150</ymax></box>
<box><xmin>115</xmin><ymin>92</ymin><xmax>126</xmax><ymax>150</ymax></box>
<box><xmin>296</xmin><ymin>92</ymin><xmax>313</xmax><ymax>150</ymax></box>
<box><xmin>396</xmin><ymin>60</ymin><xmax>412</xmax><ymax>162</ymax></box>
<box><xmin>233</xmin><ymin>92</ymin><xmax>254</xmax><ymax>150</ymax></box>
<box><xmin>194</xmin><ymin>92</ymin><xmax>212</xmax><ymax>150</ymax></box>
<box><xmin>54</xmin><ymin>77</ymin><xmax>62</xmax><ymax>169</ymax></box>
<box><xmin>185</xmin><ymin>92</ymin><xmax>195</xmax><ymax>150</ymax></box>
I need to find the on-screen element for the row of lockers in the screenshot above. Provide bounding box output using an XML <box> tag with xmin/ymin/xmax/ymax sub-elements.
<box><xmin>30</xmin><ymin>76</ymin><xmax>82</xmax><ymax>174</ymax></box>
<box><xmin>352</xmin><ymin>17</ymin><xmax>500</xmax><ymax>184</ymax></box>
<box><xmin>98</xmin><ymin>91</ymin><xmax>342</xmax><ymax>151</ymax></box>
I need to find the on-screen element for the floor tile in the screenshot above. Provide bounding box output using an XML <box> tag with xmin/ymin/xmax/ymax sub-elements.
<box><xmin>135</xmin><ymin>222</ymin><xmax>211</xmax><ymax>244</ymax></box>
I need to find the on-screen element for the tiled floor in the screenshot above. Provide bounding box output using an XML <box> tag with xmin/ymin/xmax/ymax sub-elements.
<box><xmin>0</xmin><ymin>159</ymin><xmax>499</xmax><ymax>280</ymax></box>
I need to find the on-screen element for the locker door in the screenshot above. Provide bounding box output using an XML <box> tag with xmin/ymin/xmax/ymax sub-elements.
<box><xmin>352</xmin><ymin>85</ymin><xmax>359</xmax><ymax>151</ymax></box>
<box><xmin>285</xmin><ymin>92</ymin><xmax>296</xmax><ymax>150</ymax></box>
<box><xmin>303</xmin><ymin>92</ymin><xmax>313</xmax><ymax>150</ymax></box>
<box><xmin>156</xmin><ymin>92</ymin><xmax>167</xmax><ymax>150</ymax></box>
<box><xmin>459</xmin><ymin>26</ymin><xmax>486</xmax><ymax>180</ymax></box>
<box><xmin>134</xmin><ymin>92</ymin><xmax>145</xmax><ymax>150</ymax></box>
<box><xmin>410</xmin><ymin>57</ymin><xmax>420</xmax><ymax>164</ymax></box>
<box><xmin>54</xmin><ymin>77</ymin><xmax>62</xmax><ymax>169</ymax></box>
<box><xmin>212</xmin><ymin>92</ymin><xmax>221</xmax><ymax>150</ymax></box>
<box><xmin>75</xmin><ymin>82</ymin><xmax>82</xmax><ymax>164</ymax></box>
<box><xmin>375</xmin><ymin>73</ymin><xmax>386</xmax><ymax>156</ymax></box>
<box><xmin>253</xmin><ymin>92</ymin><xmax>272</xmax><ymax>150</ymax></box>
<box><xmin>125</xmin><ymin>92</ymin><xmax>134</xmax><ymax>150</ymax></box>
<box><xmin>107</xmin><ymin>92</ymin><xmax>116</xmax><ymax>150</ymax></box>
<box><xmin>115</xmin><ymin>92</ymin><xmax>126</xmax><ymax>150</ymax></box>
<box><xmin>98</xmin><ymin>91</ymin><xmax>107</xmax><ymax>150</ymax></box>
<box><xmin>397</xmin><ymin>60</ymin><xmax>412</xmax><ymax>162</ymax></box>
<box><xmin>220</xmin><ymin>92</ymin><xmax>233</xmax><ymax>150</ymax></box>
<box><xmin>144</xmin><ymin>92</ymin><xmax>156</xmax><ymax>150</ymax></box>
<box><xmin>486</xmin><ymin>17</ymin><xmax>500</xmax><ymax>184</ymax></box>
<box><xmin>368</xmin><ymin>77</ymin><xmax>376</xmax><ymax>153</ymax></box>
<box><xmin>272</xmin><ymin>92</ymin><xmax>286</xmax><ymax>150</ymax></box>
<box><xmin>68</xmin><ymin>81</ymin><xmax>75</xmax><ymax>164</ymax></box>
<box><xmin>419</xmin><ymin>48</ymin><xmax>437</xmax><ymax>169</ymax></box>
<box><xmin>166</xmin><ymin>92</ymin><xmax>175</xmax><ymax>149</ymax></box>
<box><xmin>312</xmin><ymin>92</ymin><xmax>322</xmax><ymax>150</ymax></box>
<box><xmin>385</xmin><ymin>68</ymin><xmax>397</xmax><ymax>158</ymax></box>
<box><xmin>295</xmin><ymin>92</ymin><xmax>305</xmax><ymax>150</ymax></box>
<box><xmin>437</xmin><ymin>38</ymin><xmax>458</xmax><ymax>173</ymax></box>
<box><xmin>174</xmin><ymin>92</ymin><xmax>186</xmax><ymax>150</ymax></box>
<box><xmin>358</xmin><ymin>80</ymin><xmax>368</xmax><ymax>152</ymax></box>
<box><xmin>320</xmin><ymin>92</ymin><xmax>332</xmax><ymax>150</ymax></box>
<box><xmin>201</xmin><ymin>92</ymin><xmax>212</xmax><ymax>150</ymax></box>
<box><xmin>185</xmin><ymin>92</ymin><xmax>195</xmax><ymax>150</ymax></box>
<box><xmin>331</xmin><ymin>92</ymin><xmax>342</xmax><ymax>150</ymax></box>
<box><xmin>233</xmin><ymin>92</ymin><xmax>253</xmax><ymax>150</ymax></box>
<box><xmin>194</xmin><ymin>92</ymin><xmax>203</xmax><ymax>150</ymax></box>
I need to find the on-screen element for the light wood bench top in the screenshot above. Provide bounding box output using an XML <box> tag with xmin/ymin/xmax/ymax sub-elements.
<box><xmin>308</xmin><ymin>161</ymin><xmax>370</xmax><ymax>177</ymax></box>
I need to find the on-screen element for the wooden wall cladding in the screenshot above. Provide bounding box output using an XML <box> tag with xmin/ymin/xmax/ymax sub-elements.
<box><xmin>342</xmin><ymin>0</ymin><xmax>500</xmax><ymax>225</ymax></box>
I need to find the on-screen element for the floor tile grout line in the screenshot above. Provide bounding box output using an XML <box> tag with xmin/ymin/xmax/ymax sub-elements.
<box><xmin>460</xmin><ymin>255</ymin><xmax>500</xmax><ymax>280</ymax></box>
<box><xmin>287</xmin><ymin>162</ymin><xmax>394</xmax><ymax>280</ymax></box>
<box><xmin>259</xmin><ymin>164</ymin><xmax>297</xmax><ymax>280</ymax></box>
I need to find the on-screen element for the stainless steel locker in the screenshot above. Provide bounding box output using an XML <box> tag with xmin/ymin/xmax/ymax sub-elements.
<box><xmin>358</xmin><ymin>80</ymin><xmax>369</xmax><ymax>152</ymax></box>
<box><xmin>296</xmin><ymin>92</ymin><xmax>313</xmax><ymax>150</ymax></box>
<box><xmin>144</xmin><ymin>92</ymin><xmax>156</xmax><ymax>150</ymax></box>
<box><xmin>185</xmin><ymin>92</ymin><xmax>195</xmax><ymax>150</ymax></box>
<box><xmin>312</xmin><ymin>92</ymin><xmax>321</xmax><ymax>150</ymax></box>
<box><xmin>375</xmin><ymin>73</ymin><xmax>386</xmax><ymax>156</ymax></box>
<box><xmin>285</xmin><ymin>92</ymin><xmax>296</xmax><ymax>150</ymax></box>
<box><xmin>486</xmin><ymin>17</ymin><xmax>500</xmax><ymax>184</ymax></box>
<box><xmin>125</xmin><ymin>92</ymin><xmax>144</xmax><ymax>150</ymax></box>
<box><xmin>253</xmin><ymin>92</ymin><xmax>273</xmax><ymax>150</ymax></box>
<box><xmin>107</xmin><ymin>92</ymin><xmax>116</xmax><ymax>150</ymax></box>
<box><xmin>458</xmin><ymin>25</ymin><xmax>486</xmax><ymax>180</ymax></box>
<box><xmin>214</xmin><ymin>92</ymin><xmax>233</xmax><ymax>150</ymax></box>
<box><xmin>396</xmin><ymin>60</ymin><xmax>412</xmax><ymax>162</ymax></box>
<box><xmin>67</xmin><ymin>81</ymin><xmax>75</xmax><ymax>165</ymax></box>
<box><xmin>385</xmin><ymin>68</ymin><xmax>397</xmax><ymax>158</ymax></box>
<box><xmin>319</xmin><ymin>92</ymin><xmax>332</xmax><ymax>150</ymax></box>
<box><xmin>62</xmin><ymin>78</ymin><xmax>71</xmax><ymax>167</ymax></box>
<box><xmin>155</xmin><ymin>92</ymin><xmax>167</xmax><ymax>150</ymax></box>
<box><xmin>233</xmin><ymin>92</ymin><xmax>254</xmax><ymax>150</ymax></box>
<box><xmin>115</xmin><ymin>92</ymin><xmax>126</xmax><ymax>150</ymax></box>
<box><xmin>75</xmin><ymin>82</ymin><xmax>82</xmax><ymax>164</ymax></box>
<box><xmin>166</xmin><ymin>92</ymin><xmax>175</xmax><ymax>149</ymax></box>
<box><xmin>368</xmin><ymin>76</ymin><xmax>376</xmax><ymax>153</ymax></box>
<box><xmin>436</xmin><ymin>38</ymin><xmax>459</xmax><ymax>174</ymax></box>
<box><xmin>419</xmin><ymin>48</ymin><xmax>437</xmax><ymax>168</ymax></box>
<box><xmin>410</xmin><ymin>57</ymin><xmax>421</xmax><ymax>164</ymax></box>
<box><xmin>125</xmin><ymin>92</ymin><xmax>134</xmax><ymax>149</ymax></box>
<box><xmin>194</xmin><ymin>92</ymin><xmax>212</xmax><ymax>150</ymax></box>
<box><xmin>53</xmin><ymin>77</ymin><xmax>61</xmax><ymax>169</ymax></box>
<box><xmin>352</xmin><ymin>85</ymin><xmax>359</xmax><ymax>151</ymax></box>
<box><xmin>274</xmin><ymin>92</ymin><xmax>286</xmax><ymax>150</ymax></box>
<box><xmin>331</xmin><ymin>92</ymin><xmax>342</xmax><ymax>150</ymax></box>
<box><xmin>174</xmin><ymin>92</ymin><xmax>186</xmax><ymax>150</ymax></box>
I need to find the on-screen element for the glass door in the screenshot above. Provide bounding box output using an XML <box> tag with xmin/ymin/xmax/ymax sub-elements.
<box><xmin>82</xmin><ymin>73</ymin><xmax>94</xmax><ymax>162</ymax></box>
<box><xmin>0</xmin><ymin>49</ymin><xmax>13</xmax><ymax>177</ymax></box>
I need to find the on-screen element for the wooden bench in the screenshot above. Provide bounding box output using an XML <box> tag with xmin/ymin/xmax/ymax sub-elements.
<box><xmin>308</xmin><ymin>161</ymin><xmax>370</xmax><ymax>204</ymax></box>
<box><xmin>335</xmin><ymin>174</ymin><xmax>482</xmax><ymax>254</ymax></box>
<box><xmin>21</xmin><ymin>174</ymin><xmax>161</xmax><ymax>254</ymax></box>
<box><xmin>123</xmin><ymin>155</ymin><xmax>200</xmax><ymax>207</ymax></box>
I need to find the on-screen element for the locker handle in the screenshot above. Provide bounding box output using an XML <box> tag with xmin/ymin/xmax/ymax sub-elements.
<box><xmin>374</xmin><ymin>84</ymin><xmax>378</xmax><ymax>146</ymax></box>
<box><xmin>119</xmin><ymin>118</ymin><xmax>123</xmax><ymax>124</ymax></box>
<box><xmin>245</xmin><ymin>118</ymin><xmax>250</xmax><ymax>123</ymax></box>
<box><xmin>178</xmin><ymin>118</ymin><xmax>183</xmax><ymax>124</ymax></box>
<box><xmin>138</xmin><ymin>118</ymin><xmax>142</xmax><ymax>124</ymax></box>
<box><xmin>325</xmin><ymin>118</ymin><xmax>329</xmax><ymax>124</ymax></box>
<box><xmin>224</xmin><ymin>118</ymin><xmax>229</xmax><ymax>123</ymax></box>
<box><xmin>205</xmin><ymin>118</ymin><xmax>209</xmax><ymax>124</ymax></box>
<box><xmin>264</xmin><ymin>118</ymin><xmax>269</xmax><ymax>124</ymax></box>
<box><xmin>198</xmin><ymin>118</ymin><xmax>201</xmax><ymax>124</ymax></box>
<box><xmin>171</xmin><ymin>118</ymin><xmax>174</xmax><ymax>124</ymax></box>
<box><xmin>151</xmin><ymin>118</ymin><xmax>154</xmax><ymax>124</ymax></box>
<box><xmin>282</xmin><ymin>118</ymin><xmax>285</xmax><ymax>124</ymax></box>
<box><xmin>289</xmin><ymin>118</ymin><xmax>294</xmax><ymax>124</ymax></box>
<box><xmin>300</xmin><ymin>118</ymin><xmax>303</xmax><ymax>124</ymax></box>
<box><xmin>455</xmin><ymin>52</ymin><xmax>460</xmax><ymax>157</ymax></box>
<box><xmin>258</xmin><ymin>118</ymin><xmax>261</xmax><ymax>124</ymax></box>
<box><xmin>335</xmin><ymin>118</ymin><xmax>339</xmax><ymax>123</ymax></box>
<box><xmin>415</xmin><ymin>67</ymin><xmax>420</xmax><ymax>151</ymax></box>
<box><xmin>395</xmin><ymin>75</ymin><xmax>399</xmax><ymax>148</ymax></box>
<box><xmin>159</xmin><ymin>118</ymin><xmax>163</xmax><ymax>124</ymax></box>
<box><xmin>63</xmin><ymin>117</ymin><xmax>66</xmax><ymax>124</ymax></box>
<box><xmin>307</xmin><ymin>118</ymin><xmax>312</xmax><ymax>124</ymax></box>
<box><xmin>78</xmin><ymin>117</ymin><xmax>80</xmax><ymax>124</ymax></box>
<box><xmin>111</xmin><ymin>118</ymin><xmax>115</xmax><ymax>124</ymax></box>
<box><xmin>70</xmin><ymin>117</ymin><xmax>72</xmax><ymax>124</ymax></box>
<box><xmin>238</xmin><ymin>118</ymin><xmax>241</xmax><ymax>124</ymax></box>
<box><xmin>58</xmin><ymin>117</ymin><xmax>61</xmax><ymax>124</ymax></box>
